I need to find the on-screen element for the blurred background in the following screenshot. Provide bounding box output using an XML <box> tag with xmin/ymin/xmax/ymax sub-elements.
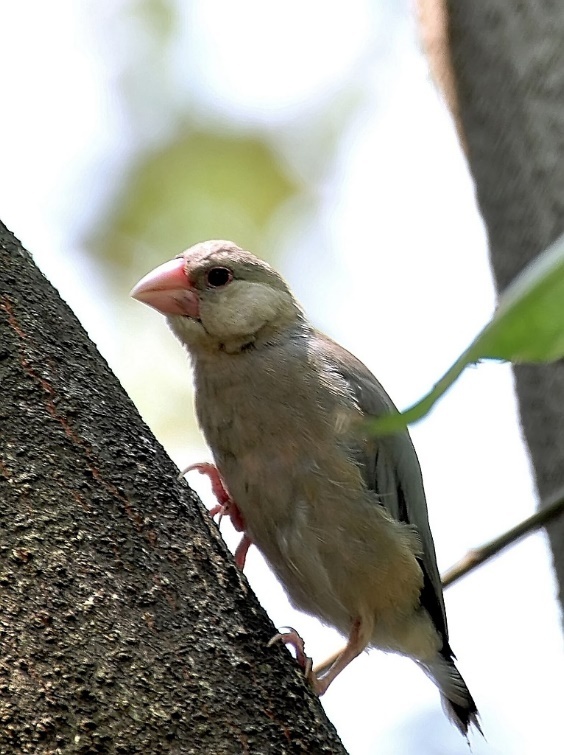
<box><xmin>1</xmin><ymin>1</ymin><xmax>562</xmax><ymax>753</ymax></box>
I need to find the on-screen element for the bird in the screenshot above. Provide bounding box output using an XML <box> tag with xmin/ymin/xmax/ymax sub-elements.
<box><xmin>131</xmin><ymin>239</ymin><xmax>480</xmax><ymax>737</ymax></box>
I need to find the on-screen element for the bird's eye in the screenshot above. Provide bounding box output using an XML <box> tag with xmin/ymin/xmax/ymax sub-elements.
<box><xmin>206</xmin><ymin>267</ymin><xmax>233</xmax><ymax>288</ymax></box>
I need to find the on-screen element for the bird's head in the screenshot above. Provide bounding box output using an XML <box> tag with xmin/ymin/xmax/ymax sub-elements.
<box><xmin>131</xmin><ymin>240</ymin><xmax>304</xmax><ymax>354</ymax></box>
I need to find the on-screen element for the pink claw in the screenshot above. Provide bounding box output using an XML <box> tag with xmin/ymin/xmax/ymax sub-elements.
<box><xmin>268</xmin><ymin>627</ymin><xmax>313</xmax><ymax>678</ymax></box>
<box><xmin>180</xmin><ymin>462</ymin><xmax>252</xmax><ymax>568</ymax></box>
<box><xmin>182</xmin><ymin>462</ymin><xmax>230</xmax><ymax>507</ymax></box>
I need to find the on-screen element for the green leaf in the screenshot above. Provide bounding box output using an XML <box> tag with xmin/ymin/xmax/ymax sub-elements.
<box><xmin>373</xmin><ymin>233</ymin><xmax>564</xmax><ymax>434</ymax></box>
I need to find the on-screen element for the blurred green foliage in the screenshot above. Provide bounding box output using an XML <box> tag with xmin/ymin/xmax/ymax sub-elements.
<box><xmin>92</xmin><ymin>130</ymin><xmax>299</xmax><ymax>282</ymax></box>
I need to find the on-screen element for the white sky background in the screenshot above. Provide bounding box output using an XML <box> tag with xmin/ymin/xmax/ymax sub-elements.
<box><xmin>1</xmin><ymin>1</ymin><xmax>563</xmax><ymax>753</ymax></box>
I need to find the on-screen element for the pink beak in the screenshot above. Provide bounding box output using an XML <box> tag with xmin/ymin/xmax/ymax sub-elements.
<box><xmin>130</xmin><ymin>258</ymin><xmax>200</xmax><ymax>318</ymax></box>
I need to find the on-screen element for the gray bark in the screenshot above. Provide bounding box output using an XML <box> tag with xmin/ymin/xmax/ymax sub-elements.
<box><xmin>0</xmin><ymin>222</ymin><xmax>346</xmax><ymax>754</ymax></box>
<box><xmin>446</xmin><ymin>1</ymin><xmax>564</xmax><ymax>611</ymax></box>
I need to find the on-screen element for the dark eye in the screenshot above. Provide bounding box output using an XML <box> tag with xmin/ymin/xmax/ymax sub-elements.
<box><xmin>206</xmin><ymin>267</ymin><xmax>233</xmax><ymax>288</ymax></box>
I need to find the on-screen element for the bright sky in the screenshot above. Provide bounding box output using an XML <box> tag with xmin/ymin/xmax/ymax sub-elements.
<box><xmin>0</xmin><ymin>2</ymin><xmax>562</xmax><ymax>753</ymax></box>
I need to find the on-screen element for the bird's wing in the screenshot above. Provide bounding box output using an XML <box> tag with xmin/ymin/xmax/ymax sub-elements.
<box><xmin>315</xmin><ymin>332</ymin><xmax>450</xmax><ymax>648</ymax></box>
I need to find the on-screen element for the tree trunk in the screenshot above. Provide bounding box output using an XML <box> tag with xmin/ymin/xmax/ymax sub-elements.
<box><xmin>439</xmin><ymin>1</ymin><xmax>564</xmax><ymax>611</ymax></box>
<box><xmin>0</xmin><ymin>222</ymin><xmax>346</xmax><ymax>754</ymax></box>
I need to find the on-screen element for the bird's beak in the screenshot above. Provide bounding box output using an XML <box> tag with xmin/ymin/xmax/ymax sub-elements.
<box><xmin>130</xmin><ymin>258</ymin><xmax>200</xmax><ymax>318</ymax></box>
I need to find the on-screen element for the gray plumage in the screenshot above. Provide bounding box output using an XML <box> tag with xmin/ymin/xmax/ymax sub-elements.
<box><xmin>131</xmin><ymin>239</ymin><xmax>480</xmax><ymax>736</ymax></box>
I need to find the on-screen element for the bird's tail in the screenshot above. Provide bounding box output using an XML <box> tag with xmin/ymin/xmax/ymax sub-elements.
<box><xmin>419</xmin><ymin>652</ymin><xmax>482</xmax><ymax>738</ymax></box>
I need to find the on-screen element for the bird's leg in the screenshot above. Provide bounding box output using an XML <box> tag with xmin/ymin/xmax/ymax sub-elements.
<box><xmin>313</xmin><ymin>618</ymin><xmax>365</xmax><ymax>696</ymax></box>
<box><xmin>268</xmin><ymin>627</ymin><xmax>314</xmax><ymax>679</ymax></box>
<box><xmin>179</xmin><ymin>462</ymin><xmax>252</xmax><ymax>568</ymax></box>
<box><xmin>233</xmin><ymin>534</ymin><xmax>252</xmax><ymax>570</ymax></box>
<box><xmin>312</xmin><ymin>647</ymin><xmax>343</xmax><ymax>677</ymax></box>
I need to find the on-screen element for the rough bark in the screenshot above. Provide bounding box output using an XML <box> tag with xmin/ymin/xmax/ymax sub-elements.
<box><xmin>443</xmin><ymin>2</ymin><xmax>564</xmax><ymax>611</ymax></box>
<box><xmin>0</xmin><ymin>222</ymin><xmax>346</xmax><ymax>754</ymax></box>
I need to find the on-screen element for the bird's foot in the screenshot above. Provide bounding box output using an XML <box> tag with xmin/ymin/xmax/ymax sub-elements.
<box><xmin>179</xmin><ymin>462</ymin><xmax>251</xmax><ymax>568</ymax></box>
<box><xmin>268</xmin><ymin>627</ymin><xmax>314</xmax><ymax>682</ymax></box>
<box><xmin>270</xmin><ymin>619</ymin><xmax>366</xmax><ymax>697</ymax></box>
<box><xmin>179</xmin><ymin>462</ymin><xmax>245</xmax><ymax>528</ymax></box>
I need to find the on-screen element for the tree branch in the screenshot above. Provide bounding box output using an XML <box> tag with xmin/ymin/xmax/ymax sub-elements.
<box><xmin>0</xmin><ymin>221</ymin><xmax>346</xmax><ymax>754</ymax></box>
<box><xmin>442</xmin><ymin>485</ymin><xmax>564</xmax><ymax>587</ymax></box>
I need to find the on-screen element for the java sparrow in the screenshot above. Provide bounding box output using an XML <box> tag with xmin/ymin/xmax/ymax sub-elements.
<box><xmin>131</xmin><ymin>240</ymin><xmax>480</xmax><ymax>736</ymax></box>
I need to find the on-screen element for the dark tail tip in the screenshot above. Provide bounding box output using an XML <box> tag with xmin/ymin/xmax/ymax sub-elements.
<box><xmin>421</xmin><ymin>653</ymin><xmax>483</xmax><ymax>740</ymax></box>
<box><xmin>443</xmin><ymin>692</ymin><xmax>483</xmax><ymax>739</ymax></box>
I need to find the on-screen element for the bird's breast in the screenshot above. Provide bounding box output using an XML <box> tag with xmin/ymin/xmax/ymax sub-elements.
<box><xmin>193</xmin><ymin>345</ymin><xmax>363</xmax><ymax>537</ymax></box>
